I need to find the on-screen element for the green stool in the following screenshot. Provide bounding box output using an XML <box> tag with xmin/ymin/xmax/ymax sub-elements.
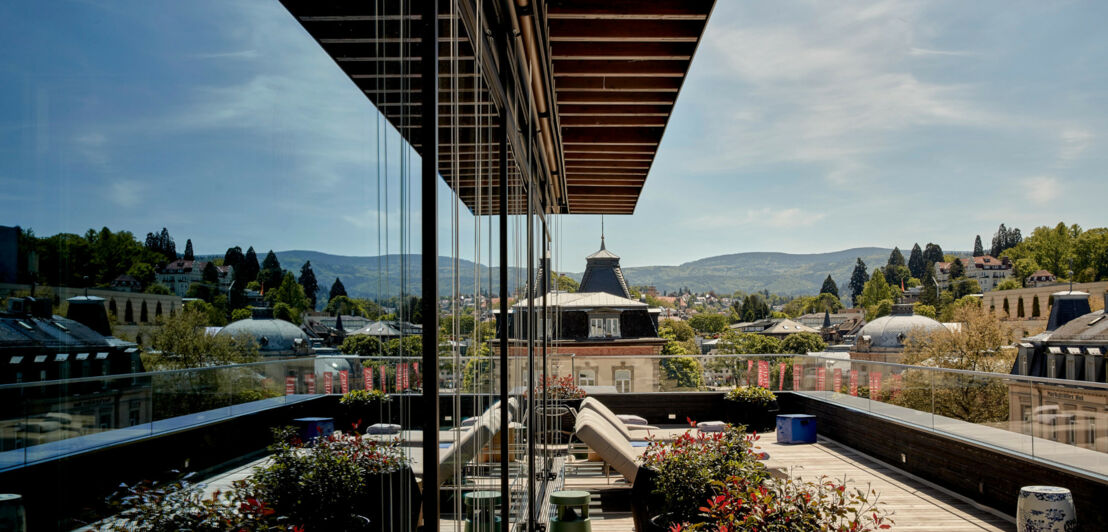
<box><xmin>463</xmin><ymin>491</ymin><xmax>501</xmax><ymax>532</ymax></box>
<box><xmin>549</xmin><ymin>490</ymin><xmax>591</xmax><ymax>532</ymax></box>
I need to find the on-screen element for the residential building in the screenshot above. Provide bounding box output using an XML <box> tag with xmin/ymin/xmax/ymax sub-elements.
<box><xmin>1027</xmin><ymin>270</ymin><xmax>1058</xmax><ymax>287</ymax></box>
<box><xmin>934</xmin><ymin>255</ymin><xmax>1012</xmax><ymax>292</ymax></box>
<box><xmin>157</xmin><ymin>259</ymin><xmax>233</xmax><ymax>297</ymax></box>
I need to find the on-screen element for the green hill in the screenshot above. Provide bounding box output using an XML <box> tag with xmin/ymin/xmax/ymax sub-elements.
<box><xmin>273</xmin><ymin>247</ymin><xmax>892</xmax><ymax>301</ymax></box>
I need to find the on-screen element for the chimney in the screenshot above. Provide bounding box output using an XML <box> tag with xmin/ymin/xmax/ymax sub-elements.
<box><xmin>1046</xmin><ymin>291</ymin><xmax>1091</xmax><ymax>331</ymax></box>
<box><xmin>66</xmin><ymin>296</ymin><xmax>112</xmax><ymax>336</ymax></box>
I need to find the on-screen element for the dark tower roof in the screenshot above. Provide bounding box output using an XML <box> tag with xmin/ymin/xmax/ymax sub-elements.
<box><xmin>578</xmin><ymin>237</ymin><xmax>631</xmax><ymax>299</ymax></box>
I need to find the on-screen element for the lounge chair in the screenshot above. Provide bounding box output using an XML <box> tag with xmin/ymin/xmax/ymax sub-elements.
<box><xmin>573</xmin><ymin>410</ymin><xmax>640</xmax><ymax>483</ymax></box>
<box><xmin>579</xmin><ymin>397</ymin><xmax>658</xmax><ymax>441</ymax></box>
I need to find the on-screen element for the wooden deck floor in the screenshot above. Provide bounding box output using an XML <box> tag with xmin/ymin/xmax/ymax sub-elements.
<box><xmin>562</xmin><ymin>431</ymin><xmax>1015</xmax><ymax>531</ymax></box>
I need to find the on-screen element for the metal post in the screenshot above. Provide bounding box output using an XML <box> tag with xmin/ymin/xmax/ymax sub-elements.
<box><xmin>498</xmin><ymin>105</ymin><xmax>510</xmax><ymax>532</ymax></box>
<box><xmin>526</xmin><ymin>158</ymin><xmax>536</xmax><ymax>532</ymax></box>
<box><xmin>541</xmin><ymin>222</ymin><xmax>549</xmax><ymax>476</ymax></box>
<box><xmin>420</xmin><ymin>0</ymin><xmax>440</xmax><ymax>528</ymax></box>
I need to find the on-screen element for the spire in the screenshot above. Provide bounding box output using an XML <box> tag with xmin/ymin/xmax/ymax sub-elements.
<box><xmin>600</xmin><ymin>215</ymin><xmax>606</xmax><ymax>250</ymax></box>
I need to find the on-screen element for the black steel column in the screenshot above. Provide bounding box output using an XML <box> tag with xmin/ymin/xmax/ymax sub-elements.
<box><xmin>540</xmin><ymin>221</ymin><xmax>549</xmax><ymax>475</ymax></box>
<box><xmin>420</xmin><ymin>0</ymin><xmax>439</xmax><ymax>528</ymax></box>
<box><xmin>526</xmin><ymin>163</ymin><xmax>536</xmax><ymax>532</ymax></box>
<box><xmin>498</xmin><ymin>109</ymin><xmax>510</xmax><ymax>531</ymax></box>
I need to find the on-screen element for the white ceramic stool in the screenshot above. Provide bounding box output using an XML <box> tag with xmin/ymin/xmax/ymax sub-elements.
<box><xmin>1016</xmin><ymin>486</ymin><xmax>1076</xmax><ymax>532</ymax></box>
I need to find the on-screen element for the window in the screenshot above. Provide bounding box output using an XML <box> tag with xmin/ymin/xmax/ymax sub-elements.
<box><xmin>578</xmin><ymin>369</ymin><xmax>596</xmax><ymax>387</ymax></box>
<box><xmin>615</xmin><ymin>369</ymin><xmax>632</xmax><ymax>393</ymax></box>
<box><xmin>588</xmin><ymin>315</ymin><xmax>620</xmax><ymax>338</ymax></box>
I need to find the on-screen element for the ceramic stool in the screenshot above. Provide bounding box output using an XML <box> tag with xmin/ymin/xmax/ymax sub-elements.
<box><xmin>1016</xmin><ymin>486</ymin><xmax>1076</xmax><ymax>532</ymax></box>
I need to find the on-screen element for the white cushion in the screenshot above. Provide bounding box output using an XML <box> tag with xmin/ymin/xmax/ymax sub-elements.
<box><xmin>581</xmin><ymin>398</ymin><xmax>633</xmax><ymax>441</ymax></box>
<box><xmin>574</xmin><ymin>410</ymin><xmax>638</xmax><ymax>483</ymax></box>
<box><xmin>366</xmin><ymin>423</ymin><xmax>401</xmax><ymax>435</ymax></box>
<box><xmin>618</xmin><ymin>414</ymin><xmax>649</xmax><ymax>426</ymax></box>
<box><xmin>698</xmin><ymin>421</ymin><xmax>727</xmax><ymax>433</ymax></box>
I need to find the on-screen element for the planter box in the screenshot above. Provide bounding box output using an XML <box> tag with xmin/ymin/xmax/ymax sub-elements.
<box><xmin>723</xmin><ymin>400</ymin><xmax>780</xmax><ymax>432</ymax></box>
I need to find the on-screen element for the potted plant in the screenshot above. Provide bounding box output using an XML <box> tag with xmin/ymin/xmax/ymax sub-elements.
<box><xmin>632</xmin><ymin>424</ymin><xmax>768</xmax><ymax>532</ymax></box>
<box><xmin>339</xmin><ymin>389</ymin><xmax>391</xmax><ymax>430</ymax></box>
<box><xmin>723</xmin><ymin>385</ymin><xmax>779</xmax><ymax>432</ymax></box>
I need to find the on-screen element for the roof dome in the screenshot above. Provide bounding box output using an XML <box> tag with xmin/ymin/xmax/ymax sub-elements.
<box><xmin>857</xmin><ymin>313</ymin><xmax>944</xmax><ymax>349</ymax></box>
<box><xmin>218</xmin><ymin>318</ymin><xmax>311</xmax><ymax>355</ymax></box>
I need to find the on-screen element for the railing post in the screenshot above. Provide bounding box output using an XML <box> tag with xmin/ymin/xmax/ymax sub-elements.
<box><xmin>420</xmin><ymin>0</ymin><xmax>440</xmax><ymax>527</ymax></box>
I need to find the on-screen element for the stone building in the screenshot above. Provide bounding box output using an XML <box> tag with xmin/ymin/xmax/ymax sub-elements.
<box><xmin>934</xmin><ymin>255</ymin><xmax>1012</xmax><ymax>292</ymax></box>
<box><xmin>157</xmin><ymin>259</ymin><xmax>233</xmax><ymax>297</ymax></box>
<box><xmin>850</xmin><ymin>304</ymin><xmax>946</xmax><ymax>363</ymax></box>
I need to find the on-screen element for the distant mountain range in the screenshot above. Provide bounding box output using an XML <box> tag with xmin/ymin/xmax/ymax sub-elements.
<box><xmin>271</xmin><ymin>247</ymin><xmax>894</xmax><ymax>300</ymax></box>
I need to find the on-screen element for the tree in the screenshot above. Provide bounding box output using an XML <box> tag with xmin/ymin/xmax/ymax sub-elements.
<box><xmin>739</xmin><ymin>294</ymin><xmax>770</xmax><ymax>322</ymax></box>
<box><xmin>1016</xmin><ymin>296</ymin><xmax>1025</xmax><ymax>318</ymax></box>
<box><xmin>144</xmin><ymin>227</ymin><xmax>178</xmax><ymax>264</ymax></box>
<box><xmin>1002</xmin><ymin>298</ymin><xmax>1010</xmax><ymax>316</ymax></box>
<box><xmin>897</xmin><ymin>304</ymin><xmax>1015</xmax><ymax>423</ymax></box>
<box><xmin>265</xmin><ymin>272</ymin><xmax>311</xmax><ymax>323</ymax></box>
<box><xmin>555</xmin><ymin>274</ymin><xmax>579</xmax><ymax>292</ymax></box>
<box><xmin>231</xmin><ymin>308</ymin><xmax>252</xmax><ymax>322</ymax></box>
<box><xmin>144</xmin><ymin>283</ymin><xmax>171</xmax><ymax>295</ymax></box>
<box><xmin>913</xmin><ymin>304</ymin><xmax>937</xmax><ymax>319</ymax></box>
<box><xmin>202</xmin><ymin>261</ymin><xmax>219</xmax><ymax>283</ymax></box>
<box><xmin>688</xmin><ymin>313</ymin><xmax>729</xmax><ymax>335</ymax></box>
<box><xmin>719</xmin><ymin>331</ymin><xmax>783</xmax><ymax>355</ymax></box>
<box><xmin>239</xmin><ymin>247</ymin><xmax>260</xmax><ymax>284</ymax></box>
<box><xmin>127</xmin><ymin>262</ymin><xmax>156</xmax><ymax>287</ymax></box>
<box><xmin>341</xmin><ymin>335</ymin><xmax>385</xmax><ymax>357</ymax></box>
<box><xmin>973</xmin><ymin>235</ymin><xmax>984</xmax><ymax>257</ymax></box>
<box><xmin>1012</xmin><ymin>257</ymin><xmax>1040</xmax><ymax>288</ymax></box>
<box><xmin>273</xmin><ymin>302</ymin><xmax>295</xmax><ymax>323</ymax></box>
<box><xmin>183</xmin><ymin>239</ymin><xmax>194</xmax><ymax>261</ymax></box>
<box><xmin>659</xmin><ymin>319</ymin><xmax>695</xmax><ymax>342</ymax></box>
<box><xmin>330</xmin><ymin>278</ymin><xmax>348</xmax><ymax>301</ymax></box>
<box><xmin>781</xmin><ymin>332</ymin><xmax>826</xmax><ymax>354</ymax></box>
<box><xmin>820</xmin><ymin>275</ymin><xmax>839</xmax><ymax>298</ymax></box>
<box><xmin>858</xmin><ymin>269</ymin><xmax>897</xmax><ymax>319</ymax></box>
<box><xmin>990</xmin><ymin>223</ymin><xmax>1023</xmax><ymax>258</ymax></box>
<box><xmin>883</xmin><ymin>265</ymin><xmax>911</xmax><ymax>290</ymax></box>
<box><xmin>148</xmin><ymin>306</ymin><xmax>259</xmax><ymax>369</ymax></box>
<box><xmin>257</xmin><ymin>250</ymin><xmax>283</xmax><ymax>292</ymax></box>
<box><xmin>298</xmin><ymin>261</ymin><xmax>320</xmax><ymax>310</ymax></box>
<box><xmin>887</xmin><ymin>247</ymin><xmax>906</xmax><ymax>268</ymax></box>
<box><xmin>907</xmin><ymin>244</ymin><xmax>925</xmax><ymax>279</ymax></box>
<box><xmin>948</xmin><ymin>258</ymin><xmax>965</xmax><ymax>279</ymax></box>
<box><xmin>848</xmin><ymin>258</ymin><xmax>869</xmax><ymax>306</ymax></box>
<box><xmin>953</xmin><ymin>278</ymin><xmax>979</xmax><ymax>299</ymax></box>
<box><xmin>996</xmin><ymin>279</ymin><xmax>1021</xmax><ymax>291</ymax></box>
<box><xmin>224</xmin><ymin>246</ymin><xmax>244</xmax><ymax>273</ymax></box>
<box><xmin>659</xmin><ymin>356</ymin><xmax>703</xmax><ymax>390</ymax></box>
<box><xmin>923</xmin><ymin>243</ymin><xmax>944</xmax><ymax>266</ymax></box>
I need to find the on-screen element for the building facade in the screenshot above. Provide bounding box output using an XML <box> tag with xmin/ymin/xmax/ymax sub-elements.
<box><xmin>157</xmin><ymin>259</ymin><xmax>233</xmax><ymax>297</ymax></box>
<box><xmin>934</xmin><ymin>255</ymin><xmax>1012</xmax><ymax>292</ymax></box>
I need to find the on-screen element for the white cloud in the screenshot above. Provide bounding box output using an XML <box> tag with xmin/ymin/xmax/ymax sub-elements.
<box><xmin>1058</xmin><ymin>127</ymin><xmax>1092</xmax><ymax>164</ymax></box>
<box><xmin>1021</xmin><ymin>176</ymin><xmax>1062</xmax><ymax>205</ymax></box>
<box><xmin>107</xmin><ymin>179</ymin><xmax>145</xmax><ymax>207</ymax></box>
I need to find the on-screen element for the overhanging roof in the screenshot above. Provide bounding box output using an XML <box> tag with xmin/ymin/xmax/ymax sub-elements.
<box><xmin>279</xmin><ymin>0</ymin><xmax>714</xmax><ymax>215</ymax></box>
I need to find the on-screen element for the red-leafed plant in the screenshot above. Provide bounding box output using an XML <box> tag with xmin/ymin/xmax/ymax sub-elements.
<box><xmin>534</xmin><ymin>374</ymin><xmax>587</xmax><ymax>400</ymax></box>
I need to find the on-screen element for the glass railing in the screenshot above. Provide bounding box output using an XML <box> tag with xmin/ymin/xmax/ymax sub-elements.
<box><xmin>547</xmin><ymin>352</ymin><xmax>1108</xmax><ymax>481</ymax></box>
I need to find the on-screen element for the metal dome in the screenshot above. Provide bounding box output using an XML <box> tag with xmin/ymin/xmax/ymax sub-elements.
<box><xmin>857</xmin><ymin>313</ymin><xmax>945</xmax><ymax>349</ymax></box>
<box><xmin>217</xmin><ymin>318</ymin><xmax>311</xmax><ymax>355</ymax></box>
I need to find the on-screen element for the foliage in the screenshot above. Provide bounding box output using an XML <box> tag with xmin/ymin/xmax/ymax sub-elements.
<box><xmin>660</xmin><ymin>319</ymin><xmax>696</xmax><ymax>342</ymax></box>
<box><xmin>240</xmin><ymin>247</ymin><xmax>261</xmax><ymax>284</ymax></box>
<box><xmin>224</xmin><ymin>246</ymin><xmax>245</xmax><ymax>278</ymax></box>
<box><xmin>248</xmin><ymin>427</ymin><xmax>408</xmax><ymax>531</ymax></box>
<box><xmin>534</xmin><ymin>374</ymin><xmax>587</xmax><ymax>400</ymax></box>
<box><xmin>782</xmin><ymin>293</ymin><xmax>842</xmax><ymax>318</ymax></box>
<box><xmin>990</xmin><ymin>223</ymin><xmax>1022</xmax><ymax>258</ymax></box>
<box><xmin>183</xmin><ymin>298</ymin><xmax>227</xmax><ymax>327</ymax></box>
<box><xmin>325</xmin><ymin>295</ymin><xmax>382</xmax><ymax>319</ymax></box>
<box><xmin>952</xmin><ymin>277</ymin><xmax>979</xmax><ymax>299</ymax></box>
<box><xmin>973</xmin><ymin>235</ymin><xmax>984</xmax><ymax>257</ymax></box>
<box><xmin>689</xmin><ymin>313</ymin><xmax>729</xmax><ymax>334</ymax></box>
<box><xmin>201</xmin><ymin>261</ymin><xmax>219</xmax><ymax>283</ymax></box>
<box><xmin>724</xmin><ymin>385</ymin><xmax>777</xmax><ymax>406</ymax></box>
<box><xmin>183</xmin><ymin>239</ymin><xmax>194</xmax><ymax>261</ymax></box>
<box><xmin>555</xmin><ymin>273</ymin><xmax>579</xmax><ymax>292</ymax></box>
<box><xmin>144</xmin><ymin>282</ymin><xmax>171</xmax><ymax>295</ymax></box>
<box><xmin>912</xmin><ymin>303</ymin><xmax>937</xmax><ymax>319</ymax></box>
<box><xmin>639</xmin><ymin>426</ymin><xmax>768</xmax><ymax>525</ymax></box>
<box><xmin>231</xmin><ymin>308</ymin><xmax>252</xmax><ymax>322</ymax></box>
<box><xmin>127</xmin><ymin>262</ymin><xmax>156</xmax><ymax>287</ymax></box>
<box><xmin>144</xmin><ymin>227</ymin><xmax>178</xmax><ymax>264</ymax></box>
<box><xmin>273</xmin><ymin>303</ymin><xmax>295</xmax><ymax>323</ymax></box>
<box><xmin>265</xmin><ymin>272</ymin><xmax>311</xmax><ymax>323</ymax></box>
<box><xmin>148</xmin><ymin>306</ymin><xmax>259</xmax><ymax>369</ymax></box>
<box><xmin>1001</xmin><ymin>222</ymin><xmax>1108</xmax><ymax>283</ymax></box>
<box><xmin>329</xmin><ymin>277</ymin><xmax>348</xmax><ymax>301</ymax></box>
<box><xmin>257</xmin><ymin>250</ymin><xmax>284</xmax><ymax>293</ymax></box>
<box><xmin>849</xmin><ymin>258</ymin><xmax>869</xmax><ymax>306</ymax></box>
<box><xmin>995</xmin><ymin>279</ymin><xmax>1021</xmax><ymax>291</ymax></box>
<box><xmin>342</xmin><ymin>335</ymin><xmax>385</xmax><ymax>356</ymax></box>
<box><xmin>948</xmin><ymin>258</ymin><xmax>965</xmax><ymax>279</ymax></box>
<box><xmin>719</xmin><ymin>331</ymin><xmax>783</xmax><ymax>355</ymax></box>
<box><xmin>100</xmin><ymin>476</ymin><xmax>289</xmax><ymax>532</ymax></box>
<box><xmin>780</xmin><ymin>332</ymin><xmax>826</xmax><ymax>354</ymax></box>
<box><xmin>16</xmin><ymin>226</ymin><xmax>170</xmax><ymax>288</ymax></box>
<box><xmin>887</xmin><ymin>247</ymin><xmax>905</xmax><ymax>268</ymax></box>
<box><xmin>737</xmin><ymin>293</ymin><xmax>770</xmax><ymax>322</ymax></box>
<box><xmin>661</xmin><ymin>356</ymin><xmax>704</xmax><ymax>389</ymax></box>
<box><xmin>682</xmin><ymin>474</ymin><xmax>893</xmax><ymax>532</ymax></box>
<box><xmin>857</xmin><ymin>270</ymin><xmax>898</xmax><ymax>319</ymax></box>
<box><xmin>907</xmin><ymin>243</ymin><xmax>925</xmax><ymax>279</ymax></box>
<box><xmin>340</xmin><ymin>389</ymin><xmax>390</xmax><ymax>408</ymax></box>
<box><xmin>298</xmin><ymin>261</ymin><xmax>320</xmax><ymax>310</ymax></box>
<box><xmin>923</xmin><ymin>243</ymin><xmax>944</xmax><ymax>267</ymax></box>
<box><xmin>820</xmin><ymin>275</ymin><xmax>839</xmax><ymax>298</ymax></box>
<box><xmin>461</xmin><ymin>352</ymin><xmax>494</xmax><ymax>393</ymax></box>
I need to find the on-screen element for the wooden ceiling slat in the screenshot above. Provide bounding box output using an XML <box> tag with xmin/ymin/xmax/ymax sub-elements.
<box><xmin>554</xmin><ymin>60</ymin><xmax>688</xmax><ymax>77</ymax></box>
<box><xmin>554</xmin><ymin>77</ymin><xmax>681</xmax><ymax>92</ymax></box>
<box><xmin>551</xmin><ymin>42</ymin><xmax>696</xmax><ymax>60</ymax></box>
<box><xmin>558</xmin><ymin>104</ymin><xmax>672</xmax><ymax>116</ymax></box>
<box><xmin>548</xmin><ymin>20</ymin><xmax>705</xmax><ymax>42</ymax></box>
<box><xmin>556</xmin><ymin>91</ymin><xmax>676</xmax><ymax>104</ymax></box>
<box><xmin>561</xmin><ymin>115</ymin><xmax>666</xmax><ymax>127</ymax></box>
<box><xmin>548</xmin><ymin>0</ymin><xmax>713</xmax><ymax>20</ymax></box>
<box><xmin>563</xmin><ymin>127</ymin><xmax>664</xmax><ymax>145</ymax></box>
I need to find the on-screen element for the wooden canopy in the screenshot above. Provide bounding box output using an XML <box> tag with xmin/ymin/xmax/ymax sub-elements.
<box><xmin>280</xmin><ymin>0</ymin><xmax>714</xmax><ymax>215</ymax></box>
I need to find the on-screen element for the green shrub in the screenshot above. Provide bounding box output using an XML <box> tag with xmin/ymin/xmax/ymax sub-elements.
<box><xmin>724</xmin><ymin>385</ymin><xmax>777</xmax><ymax>406</ymax></box>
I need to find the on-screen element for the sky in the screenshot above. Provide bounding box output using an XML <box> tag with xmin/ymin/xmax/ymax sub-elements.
<box><xmin>1</xmin><ymin>1</ymin><xmax>1106</xmax><ymax>273</ymax></box>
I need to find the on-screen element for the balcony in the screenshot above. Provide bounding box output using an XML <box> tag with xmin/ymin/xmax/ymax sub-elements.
<box><xmin>4</xmin><ymin>354</ymin><xmax>1106</xmax><ymax>530</ymax></box>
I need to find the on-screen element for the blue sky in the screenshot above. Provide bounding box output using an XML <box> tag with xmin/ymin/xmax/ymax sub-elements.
<box><xmin>2</xmin><ymin>1</ymin><xmax>1106</xmax><ymax>273</ymax></box>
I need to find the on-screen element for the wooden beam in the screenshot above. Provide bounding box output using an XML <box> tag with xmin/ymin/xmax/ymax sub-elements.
<box><xmin>558</xmin><ymin>104</ymin><xmax>672</xmax><ymax>116</ymax></box>
<box><xmin>553</xmin><ymin>60</ymin><xmax>688</xmax><ymax>77</ymax></box>
<box><xmin>563</xmin><ymin>127</ymin><xmax>663</xmax><ymax>145</ymax></box>
<box><xmin>556</xmin><ymin>91</ymin><xmax>676</xmax><ymax>104</ymax></box>
<box><xmin>547</xmin><ymin>0</ymin><xmax>713</xmax><ymax>20</ymax></box>
<box><xmin>560</xmin><ymin>115</ymin><xmax>666</xmax><ymax>127</ymax></box>
<box><xmin>554</xmin><ymin>77</ymin><xmax>682</xmax><ymax>92</ymax></box>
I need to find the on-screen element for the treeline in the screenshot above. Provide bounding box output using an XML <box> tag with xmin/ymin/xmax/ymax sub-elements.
<box><xmin>15</xmin><ymin>226</ymin><xmax>185</xmax><ymax>291</ymax></box>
